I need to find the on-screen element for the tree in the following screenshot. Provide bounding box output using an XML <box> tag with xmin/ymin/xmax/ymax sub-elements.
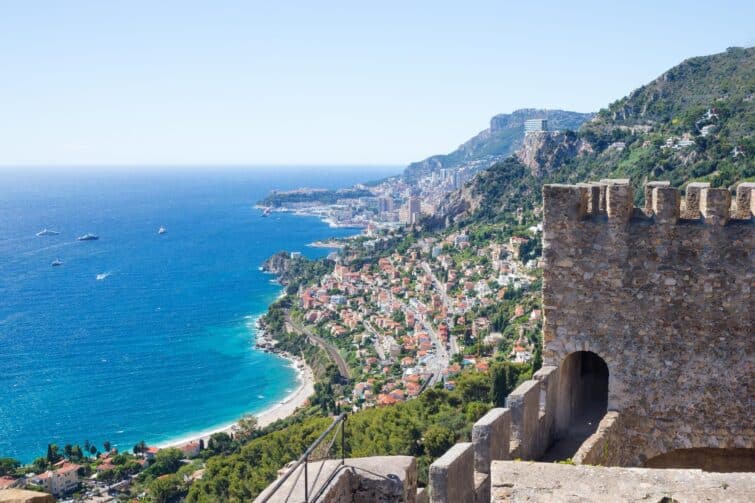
<box><xmin>89</xmin><ymin>445</ymin><xmax>97</xmax><ymax>456</ymax></box>
<box><xmin>149</xmin><ymin>474</ymin><xmax>182</xmax><ymax>503</ymax></box>
<box><xmin>198</xmin><ymin>438</ymin><xmax>205</xmax><ymax>452</ymax></box>
<box><xmin>423</xmin><ymin>425</ymin><xmax>455</xmax><ymax>457</ymax></box>
<box><xmin>207</xmin><ymin>432</ymin><xmax>233</xmax><ymax>455</ymax></box>
<box><xmin>147</xmin><ymin>448</ymin><xmax>183</xmax><ymax>477</ymax></box>
<box><xmin>32</xmin><ymin>457</ymin><xmax>49</xmax><ymax>472</ymax></box>
<box><xmin>133</xmin><ymin>440</ymin><xmax>147</xmax><ymax>455</ymax></box>
<box><xmin>532</xmin><ymin>344</ymin><xmax>543</xmax><ymax>373</ymax></box>
<box><xmin>236</xmin><ymin>415</ymin><xmax>258</xmax><ymax>442</ymax></box>
<box><xmin>84</xmin><ymin>440</ymin><xmax>91</xmax><ymax>454</ymax></box>
<box><xmin>46</xmin><ymin>444</ymin><xmax>61</xmax><ymax>464</ymax></box>
<box><xmin>103</xmin><ymin>440</ymin><xmax>111</xmax><ymax>452</ymax></box>
<box><xmin>0</xmin><ymin>458</ymin><xmax>20</xmax><ymax>477</ymax></box>
<box><xmin>490</xmin><ymin>362</ymin><xmax>514</xmax><ymax>407</ymax></box>
<box><xmin>70</xmin><ymin>445</ymin><xmax>84</xmax><ymax>461</ymax></box>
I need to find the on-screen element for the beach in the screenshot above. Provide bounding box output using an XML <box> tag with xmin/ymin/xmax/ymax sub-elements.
<box><xmin>159</xmin><ymin>356</ymin><xmax>315</xmax><ymax>451</ymax></box>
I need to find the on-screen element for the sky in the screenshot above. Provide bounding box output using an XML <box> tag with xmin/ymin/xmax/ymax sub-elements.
<box><xmin>0</xmin><ymin>1</ymin><xmax>752</xmax><ymax>167</ymax></box>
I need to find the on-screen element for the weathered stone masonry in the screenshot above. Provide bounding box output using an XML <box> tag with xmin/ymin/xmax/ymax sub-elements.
<box><xmin>542</xmin><ymin>180</ymin><xmax>754</xmax><ymax>466</ymax></box>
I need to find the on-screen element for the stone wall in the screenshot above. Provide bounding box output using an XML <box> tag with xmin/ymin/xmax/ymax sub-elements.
<box><xmin>572</xmin><ymin>411</ymin><xmax>629</xmax><ymax>465</ymax></box>
<box><xmin>541</xmin><ymin>179</ymin><xmax>754</xmax><ymax>466</ymax></box>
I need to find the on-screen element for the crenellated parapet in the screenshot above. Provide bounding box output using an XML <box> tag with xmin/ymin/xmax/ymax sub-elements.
<box><xmin>544</xmin><ymin>179</ymin><xmax>754</xmax><ymax>226</ymax></box>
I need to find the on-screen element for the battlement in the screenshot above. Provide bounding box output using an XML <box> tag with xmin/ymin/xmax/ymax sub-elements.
<box><xmin>543</xmin><ymin>179</ymin><xmax>755</xmax><ymax>226</ymax></box>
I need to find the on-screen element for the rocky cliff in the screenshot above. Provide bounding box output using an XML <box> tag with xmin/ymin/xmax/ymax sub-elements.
<box><xmin>516</xmin><ymin>131</ymin><xmax>593</xmax><ymax>177</ymax></box>
<box><xmin>403</xmin><ymin>109</ymin><xmax>593</xmax><ymax>183</ymax></box>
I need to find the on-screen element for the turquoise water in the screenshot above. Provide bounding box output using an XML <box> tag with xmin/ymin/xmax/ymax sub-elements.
<box><xmin>0</xmin><ymin>166</ymin><xmax>397</xmax><ymax>462</ymax></box>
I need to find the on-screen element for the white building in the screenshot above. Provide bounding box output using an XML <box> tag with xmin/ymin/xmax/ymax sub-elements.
<box><xmin>30</xmin><ymin>463</ymin><xmax>80</xmax><ymax>496</ymax></box>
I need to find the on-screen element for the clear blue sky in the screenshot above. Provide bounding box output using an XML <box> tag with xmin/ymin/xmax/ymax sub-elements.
<box><xmin>0</xmin><ymin>1</ymin><xmax>752</xmax><ymax>167</ymax></box>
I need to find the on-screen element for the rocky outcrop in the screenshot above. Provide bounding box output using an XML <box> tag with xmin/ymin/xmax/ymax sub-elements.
<box><xmin>516</xmin><ymin>131</ymin><xmax>592</xmax><ymax>177</ymax></box>
<box><xmin>261</xmin><ymin>251</ymin><xmax>293</xmax><ymax>277</ymax></box>
<box><xmin>403</xmin><ymin>109</ymin><xmax>593</xmax><ymax>183</ymax></box>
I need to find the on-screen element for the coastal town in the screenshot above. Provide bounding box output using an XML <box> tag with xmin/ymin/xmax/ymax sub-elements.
<box><xmin>257</xmin><ymin>218</ymin><xmax>543</xmax><ymax>412</ymax></box>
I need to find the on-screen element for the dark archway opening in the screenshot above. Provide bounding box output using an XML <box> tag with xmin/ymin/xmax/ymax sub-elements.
<box><xmin>644</xmin><ymin>448</ymin><xmax>755</xmax><ymax>472</ymax></box>
<box><xmin>542</xmin><ymin>351</ymin><xmax>609</xmax><ymax>461</ymax></box>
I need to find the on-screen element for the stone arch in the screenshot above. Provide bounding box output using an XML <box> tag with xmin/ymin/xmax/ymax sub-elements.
<box><xmin>554</xmin><ymin>350</ymin><xmax>609</xmax><ymax>439</ymax></box>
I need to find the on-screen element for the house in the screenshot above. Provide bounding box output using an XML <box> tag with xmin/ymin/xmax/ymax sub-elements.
<box><xmin>180</xmin><ymin>441</ymin><xmax>201</xmax><ymax>458</ymax></box>
<box><xmin>144</xmin><ymin>446</ymin><xmax>160</xmax><ymax>460</ymax></box>
<box><xmin>0</xmin><ymin>476</ymin><xmax>19</xmax><ymax>490</ymax></box>
<box><xmin>30</xmin><ymin>463</ymin><xmax>81</xmax><ymax>496</ymax></box>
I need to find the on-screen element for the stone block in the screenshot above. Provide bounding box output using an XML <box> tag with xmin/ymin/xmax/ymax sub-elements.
<box><xmin>429</xmin><ymin>442</ymin><xmax>474</xmax><ymax>503</ymax></box>
<box><xmin>644</xmin><ymin>180</ymin><xmax>670</xmax><ymax>212</ymax></box>
<box><xmin>700</xmin><ymin>188</ymin><xmax>731</xmax><ymax>225</ymax></box>
<box><xmin>472</xmin><ymin>408</ymin><xmax>511</xmax><ymax>474</ymax></box>
<box><xmin>735</xmin><ymin>182</ymin><xmax>755</xmax><ymax>218</ymax></box>
<box><xmin>652</xmin><ymin>186</ymin><xmax>680</xmax><ymax>224</ymax></box>
<box><xmin>542</xmin><ymin>184</ymin><xmax>587</xmax><ymax>224</ymax></box>
<box><xmin>605</xmin><ymin>182</ymin><xmax>633</xmax><ymax>222</ymax></box>
<box><xmin>683</xmin><ymin>182</ymin><xmax>710</xmax><ymax>218</ymax></box>
<box><xmin>505</xmin><ymin>380</ymin><xmax>541</xmax><ymax>459</ymax></box>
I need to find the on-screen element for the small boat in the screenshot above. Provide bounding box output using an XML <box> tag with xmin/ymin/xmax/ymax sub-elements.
<box><xmin>51</xmin><ymin>259</ymin><xmax>63</xmax><ymax>267</ymax></box>
<box><xmin>262</xmin><ymin>207</ymin><xmax>271</xmax><ymax>217</ymax></box>
<box><xmin>77</xmin><ymin>233</ymin><xmax>99</xmax><ymax>241</ymax></box>
<box><xmin>37</xmin><ymin>229</ymin><xmax>60</xmax><ymax>237</ymax></box>
<box><xmin>158</xmin><ymin>226</ymin><xmax>167</xmax><ymax>235</ymax></box>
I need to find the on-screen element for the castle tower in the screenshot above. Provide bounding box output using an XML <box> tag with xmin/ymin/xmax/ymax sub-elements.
<box><xmin>540</xmin><ymin>179</ymin><xmax>754</xmax><ymax>468</ymax></box>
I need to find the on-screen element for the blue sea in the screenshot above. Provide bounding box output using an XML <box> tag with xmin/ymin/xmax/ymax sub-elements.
<box><xmin>0</xmin><ymin>166</ymin><xmax>398</xmax><ymax>462</ymax></box>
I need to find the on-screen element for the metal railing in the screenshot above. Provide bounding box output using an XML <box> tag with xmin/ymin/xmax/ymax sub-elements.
<box><xmin>259</xmin><ymin>413</ymin><xmax>347</xmax><ymax>503</ymax></box>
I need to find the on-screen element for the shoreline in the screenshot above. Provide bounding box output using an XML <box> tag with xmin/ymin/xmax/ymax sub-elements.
<box><xmin>158</xmin><ymin>354</ymin><xmax>314</xmax><ymax>451</ymax></box>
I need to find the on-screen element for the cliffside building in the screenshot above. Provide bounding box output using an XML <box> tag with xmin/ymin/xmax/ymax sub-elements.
<box><xmin>524</xmin><ymin>118</ymin><xmax>547</xmax><ymax>134</ymax></box>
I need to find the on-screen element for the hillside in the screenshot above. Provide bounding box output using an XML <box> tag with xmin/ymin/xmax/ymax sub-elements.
<box><xmin>433</xmin><ymin>47</ymin><xmax>755</xmax><ymax>227</ymax></box>
<box><xmin>403</xmin><ymin>109</ymin><xmax>593</xmax><ymax>183</ymax></box>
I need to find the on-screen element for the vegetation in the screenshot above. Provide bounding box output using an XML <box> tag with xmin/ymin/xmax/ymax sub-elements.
<box><xmin>186</xmin><ymin>363</ymin><xmax>532</xmax><ymax>502</ymax></box>
<box><xmin>259</xmin><ymin>188</ymin><xmax>374</xmax><ymax>207</ymax></box>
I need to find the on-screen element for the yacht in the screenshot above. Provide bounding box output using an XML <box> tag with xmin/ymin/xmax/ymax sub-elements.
<box><xmin>77</xmin><ymin>233</ymin><xmax>99</xmax><ymax>241</ymax></box>
<box><xmin>51</xmin><ymin>259</ymin><xmax>63</xmax><ymax>267</ymax></box>
<box><xmin>36</xmin><ymin>229</ymin><xmax>60</xmax><ymax>237</ymax></box>
<box><xmin>158</xmin><ymin>226</ymin><xmax>167</xmax><ymax>235</ymax></box>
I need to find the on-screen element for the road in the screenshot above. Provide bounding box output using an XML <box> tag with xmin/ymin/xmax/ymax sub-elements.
<box><xmin>420</xmin><ymin>261</ymin><xmax>461</xmax><ymax>355</ymax></box>
<box><xmin>286</xmin><ymin>313</ymin><xmax>352</xmax><ymax>380</ymax></box>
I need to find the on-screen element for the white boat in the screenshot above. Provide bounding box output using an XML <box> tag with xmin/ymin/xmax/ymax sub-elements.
<box><xmin>158</xmin><ymin>226</ymin><xmax>167</xmax><ymax>235</ymax></box>
<box><xmin>51</xmin><ymin>259</ymin><xmax>63</xmax><ymax>267</ymax></box>
<box><xmin>77</xmin><ymin>233</ymin><xmax>99</xmax><ymax>241</ymax></box>
<box><xmin>37</xmin><ymin>229</ymin><xmax>60</xmax><ymax>237</ymax></box>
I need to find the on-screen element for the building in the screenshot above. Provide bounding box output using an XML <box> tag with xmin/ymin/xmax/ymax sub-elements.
<box><xmin>405</xmin><ymin>196</ymin><xmax>421</xmax><ymax>225</ymax></box>
<box><xmin>377</xmin><ymin>196</ymin><xmax>393</xmax><ymax>213</ymax></box>
<box><xmin>524</xmin><ymin>118</ymin><xmax>547</xmax><ymax>134</ymax></box>
<box><xmin>29</xmin><ymin>463</ymin><xmax>80</xmax><ymax>496</ymax></box>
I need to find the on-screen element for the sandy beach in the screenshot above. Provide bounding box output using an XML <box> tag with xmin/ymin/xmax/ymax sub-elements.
<box><xmin>158</xmin><ymin>356</ymin><xmax>315</xmax><ymax>451</ymax></box>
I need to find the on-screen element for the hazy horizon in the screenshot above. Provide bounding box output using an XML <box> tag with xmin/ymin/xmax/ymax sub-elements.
<box><xmin>1</xmin><ymin>1</ymin><xmax>753</xmax><ymax>167</ymax></box>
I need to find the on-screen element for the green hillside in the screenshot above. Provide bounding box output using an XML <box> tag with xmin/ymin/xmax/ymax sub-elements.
<box><xmin>438</xmin><ymin>47</ymin><xmax>754</xmax><ymax>227</ymax></box>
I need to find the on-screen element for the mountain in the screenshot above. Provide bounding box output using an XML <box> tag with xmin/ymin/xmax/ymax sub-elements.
<box><xmin>403</xmin><ymin>109</ymin><xmax>593</xmax><ymax>183</ymax></box>
<box><xmin>431</xmin><ymin>47</ymin><xmax>755</xmax><ymax>227</ymax></box>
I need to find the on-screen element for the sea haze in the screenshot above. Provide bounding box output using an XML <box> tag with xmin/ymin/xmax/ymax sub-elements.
<box><xmin>0</xmin><ymin>166</ymin><xmax>398</xmax><ymax>462</ymax></box>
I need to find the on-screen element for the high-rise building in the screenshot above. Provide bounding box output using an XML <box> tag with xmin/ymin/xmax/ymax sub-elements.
<box><xmin>406</xmin><ymin>195</ymin><xmax>421</xmax><ymax>225</ymax></box>
<box><xmin>524</xmin><ymin>118</ymin><xmax>548</xmax><ymax>135</ymax></box>
<box><xmin>378</xmin><ymin>196</ymin><xmax>394</xmax><ymax>213</ymax></box>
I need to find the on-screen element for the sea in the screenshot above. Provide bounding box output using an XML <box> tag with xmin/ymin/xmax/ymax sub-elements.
<box><xmin>0</xmin><ymin>166</ymin><xmax>398</xmax><ymax>462</ymax></box>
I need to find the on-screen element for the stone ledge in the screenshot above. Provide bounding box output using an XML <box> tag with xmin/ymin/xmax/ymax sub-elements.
<box><xmin>490</xmin><ymin>460</ymin><xmax>755</xmax><ymax>502</ymax></box>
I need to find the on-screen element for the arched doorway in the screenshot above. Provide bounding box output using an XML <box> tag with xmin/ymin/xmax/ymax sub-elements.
<box><xmin>543</xmin><ymin>351</ymin><xmax>609</xmax><ymax>461</ymax></box>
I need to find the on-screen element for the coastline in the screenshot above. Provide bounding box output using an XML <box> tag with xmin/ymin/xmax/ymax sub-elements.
<box><xmin>158</xmin><ymin>355</ymin><xmax>314</xmax><ymax>451</ymax></box>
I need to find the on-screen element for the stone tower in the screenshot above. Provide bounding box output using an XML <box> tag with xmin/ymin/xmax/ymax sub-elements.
<box><xmin>541</xmin><ymin>179</ymin><xmax>754</xmax><ymax>467</ymax></box>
